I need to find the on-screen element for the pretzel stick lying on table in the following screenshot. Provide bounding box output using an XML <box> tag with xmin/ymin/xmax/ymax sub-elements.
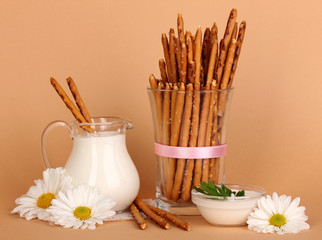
<box><xmin>134</xmin><ymin>197</ymin><xmax>170</xmax><ymax>230</ymax></box>
<box><xmin>130</xmin><ymin>203</ymin><xmax>146</xmax><ymax>230</ymax></box>
<box><xmin>50</xmin><ymin>78</ymin><xmax>94</xmax><ymax>134</ymax></box>
<box><xmin>148</xmin><ymin>205</ymin><xmax>191</xmax><ymax>231</ymax></box>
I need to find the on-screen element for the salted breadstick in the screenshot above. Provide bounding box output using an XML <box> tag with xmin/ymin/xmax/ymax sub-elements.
<box><xmin>170</xmin><ymin>84</ymin><xmax>178</xmax><ymax>136</ymax></box>
<box><xmin>229</xmin><ymin>21</ymin><xmax>246</xmax><ymax>88</ymax></box>
<box><xmin>180</xmin><ymin>43</ymin><xmax>187</xmax><ymax>83</ymax></box>
<box><xmin>232</xmin><ymin>22</ymin><xmax>238</xmax><ymax>40</ymax></box>
<box><xmin>166</xmin><ymin>82</ymin><xmax>185</xmax><ymax>199</ymax></box>
<box><xmin>181</xmin><ymin>83</ymin><xmax>201</xmax><ymax>202</ymax></box>
<box><xmin>135</xmin><ymin>197</ymin><xmax>170</xmax><ymax>230</ymax></box>
<box><xmin>171</xmin><ymin>83</ymin><xmax>193</xmax><ymax>201</ymax></box>
<box><xmin>177</xmin><ymin>13</ymin><xmax>185</xmax><ymax>44</ymax></box>
<box><xmin>161</xmin><ymin>83</ymin><xmax>171</xmax><ymax>196</ymax></box>
<box><xmin>149</xmin><ymin>74</ymin><xmax>163</xmax><ymax>142</ymax></box>
<box><xmin>202</xmin><ymin>28</ymin><xmax>211</xmax><ymax>81</ymax></box>
<box><xmin>215</xmin><ymin>8</ymin><xmax>237</xmax><ymax>84</ymax></box>
<box><xmin>187</xmin><ymin>61</ymin><xmax>195</xmax><ymax>84</ymax></box>
<box><xmin>194</xmin><ymin>27</ymin><xmax>202</xmax><ymax>87</ymax></box>
<box><xmin>159</xmin><ymin>59</ymin><xmax>168</xmax><ymax>83</ymax></box>
<box><xmin>202</xmin><ymin>81</ymin><xmax>217</xmax><ymax>182</ymax></box>
<box><xmin>220</xmin><ymin>39</ymin><xmax>237</xmax><ymax>89</ymax></box>
<box><xmin>169</xmin><ymin>29</ymin><xmax>178</xmax><ymax>83</ymax></box>
<box><xmin>50</xmin><ymin>78</ymin><xmax>94</xmax><ymax>134</ymax></box>
<box><xmin>162</xmin><ymin>34</ymin><xmax>173</xmax><ymax>83</ymax></box>
<box><xmin>66</xmin><ymin>77</ymin><xmax>92</xmax><ymax>123</ymax></box>
<box><xmin>148</xmin><ymin>205</ymin><xmax>190</xmax><ymax>231</ymax></box>
<box><xmin>193</xmin><ymin>82</ymin><xmax>212</xmax><ymax>187</ymax></box>
<box><xmin>175</xmin><ymin>37</ymin><xmax>182</xmax><ymax>77</ymax></box>
<box><xmin>187</xmin><ymin>36</ymin><xmax>194</xmax><ymax>63</ymax></box>
<box><xmin>130</xmin><ymin>203</ymin><xmax>146</xmax><ymax>230</ymax></box>
<box><xmin>205</xmin><ymin>39</ymin><xmax>218</xmax><ymax>87</ymax></box>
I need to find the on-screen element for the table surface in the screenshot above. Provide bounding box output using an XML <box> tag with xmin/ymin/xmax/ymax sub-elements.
<box><xmin>1</xmin><ymin>197</ymin><xmax>321</xmax><ymax>240</ymax></box>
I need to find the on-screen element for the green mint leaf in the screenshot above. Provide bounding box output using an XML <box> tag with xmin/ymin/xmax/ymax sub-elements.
<box><xmin>196</xmin><ymin>182</ymin><xmax>246</xmax><ymax>198</ymax></box>
<box><xmin>236</xmin><ymin>190</ymin><xmax>245</xmax><ymax>197</ymax></box>
<box><xmin>193</xmin><ymin>185</ymin><xmax>209</xmax><ymax>195</ymax></box>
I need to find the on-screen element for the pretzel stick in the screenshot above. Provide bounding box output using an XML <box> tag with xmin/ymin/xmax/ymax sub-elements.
<box><xmin>177</xmin><ymin>13</ymin><xmax>185</xmax><ymax>44</ymax></box>
<box><xmin>202</xmin><ymin>28</ymin><xmax>211</xmax><ymax>83</ymax></box>
<box><xmin>149</xmin><ymin>74</ymin><xmax>163</xmax><ymax>142</ymax></box>
<box><xmin>171</xmin><ymin>83</ymin><xmax>193</xmax><ymax>201</ymax></box>
<box><xmin>209</xmin><ymin>91</ymin><xmax>219</xmax><ymax>183</ymax></box>
<box><xmin>194</xmin><ymin>38</ymin><xmax>219</xmax><ymax>184</ymax></box>
<box><xmin>215</xmin><ymin>8</ymin><xmax>237</xmax><ymax>84</ymax></box>
<box><xmin>66</xmin><ymin>77</ymin><xmax>92</xmax><ymax>123</ymax></box>
<box><xmin>181</xmin><ymin>27</ymin><xmax>202</xmax><ymax>201</ymax></box>
<box><xmin>202</xmin><ymin>81</ymin><xmax>217</xmax><ymax>182</ymax></box>
<box><xmin>135</xmin><ymin>197</ymin><xmax>170</xmax><ymax>230</ymax></box>
<box><xmin>191</xmin><ymin>27</ymin><xmax>204</xmax><ymax>188</ymax></box>
<box><xmin>159</xmin><ymin>59</ymin><xmax>168</xmax><ymax>83</ymax></box>
<box><xmin>166</xmin><ymin>82</ymin><xmax>185</xmax><ymax>199</ymax></box>
<box><xmin>220</xmin><ymin>39</ymin><xmax>237</xmax><ymax>90</ymax></box>
<box><xmin>130</xmin><ymin>203</ymin><xmax>146</xmax><ymax>230</ymax></box>
<box><xmin>170</xmin><ymin>84</ymin><xmax>178</xmax><ymax>136</ymax></box>
<box><xmin>193</xmin><ymin>83</ymin><xmax>211</xmax><ymax>187</ymax></box>
<box><xmin>50</xmin><ymin>78</ymin><xmax>94</xmax><ymax>134</ymax></box>
<box><xmin>205</xmin><ymin>38</ymin><xmax>218</xmax><ymax>87</ymax></box>
<box><xmin>232</xmin><ymin>22</ymin><xmax>238</xmax><ymax>40</ymax></box>
<box><xmin>200</xmin><ymin>65</ymin><xmax>205</xmax><ymax>86</ymax></box>
<box><xmin>148</xmin><ymin>206</ymin><xmax>190</xmax><ymax>231</ymax></box>
<box><xmin>175</xmin><ymin>37</ymin><xmax>182</xmax><ymax>77</ymax></box>
<box><xmin>229</xmin><ymin>21</ymin><xmax>246</xmax><ymax>88</ymax></box>
<box><xmin>161</xmin><ymin>83</ymin><xmax>171</xmax><ymax>196</ymax></box>
<box><xmin>162</xmin><ymin>34</ymin><xmax>172</xmax><ymax>83</ymax></box>
<box><xmin>187</xmin><ymin>61</ymin><xmax>195</xmax><ymax>84</ymax></box>
<box><xmin>194</xmin><ymin>27</ymin><xmax>202</xmax><ymax>87</ymax></box>
<box><xmin>180</xmin><ymin>43</ymin><xmax>187</xmax><ymax>83</ymax></box>
<box><xmin>169</xmin><ymin>29</ymin><xmax>178</xmax><ymax>83</ymax></box>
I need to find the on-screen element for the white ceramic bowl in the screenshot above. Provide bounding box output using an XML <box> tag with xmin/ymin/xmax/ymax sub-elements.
<box><xmin>191</xmin><ymin>184</ymin><xmax>265</xmax><ymax>226</ymax></box>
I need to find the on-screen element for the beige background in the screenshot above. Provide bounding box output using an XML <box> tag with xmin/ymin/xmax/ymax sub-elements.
<box><xmin>0</xmin><ymin>0</ymin><xmax>321</xmax><ymax>239</ymax></box>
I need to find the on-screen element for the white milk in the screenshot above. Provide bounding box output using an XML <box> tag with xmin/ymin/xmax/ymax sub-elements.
<box><xmin>192</xmin><ymin>190</ymin><xmax>260</xmax><ymax>226</ymax></box>
<box><xmin>64</xmin><ymin>132</ymin><xmax>140</xmax><ymax>212</ymax></box>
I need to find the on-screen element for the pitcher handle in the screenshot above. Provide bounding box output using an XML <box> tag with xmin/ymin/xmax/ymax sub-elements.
<box><xmin>41</xmin><ymin>121</ymin><xmax>72</xmax><ymax>169</ymax></box>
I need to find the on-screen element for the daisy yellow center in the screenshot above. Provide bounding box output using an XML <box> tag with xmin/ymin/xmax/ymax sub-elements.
<box><xmin>37</xmin><ymin>193</ymin><xmax>55</xmax><ymax>209</ymax></box>
<box><xmin>269</xmin><ymin>213</ymin><xmax>287</xmax><ymax>227</ymax></box>
<box><xmin>73</xmin><ymin>206</ymin><xmax>92</xmax><ymax>220</ymax></box>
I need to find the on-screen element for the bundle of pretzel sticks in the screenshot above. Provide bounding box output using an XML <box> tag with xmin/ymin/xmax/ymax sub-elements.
<box><xmin>149</xmin><ymin>9</ymin><xmax>246</xmax><ymax>202</ymax></box>
<box><xmin>130</xmin><ymin>197</ymin><xmax>190</xmax><ymax>230</ymax></box>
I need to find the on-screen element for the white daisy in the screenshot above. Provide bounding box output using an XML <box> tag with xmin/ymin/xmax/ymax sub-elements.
<box><xmin>247</xmin><ymin>192</ymin><xmax>310</xmax><ymax>234</ymax></box>
<box><xmin>11</xmin><ymin>167</ymin><xmax>73</xmax><ymax>221</ymax></box>
<box><xmin>48</xmin><ymin>184</ymin><xmax>116</xmax><ymax>229</ymax></box>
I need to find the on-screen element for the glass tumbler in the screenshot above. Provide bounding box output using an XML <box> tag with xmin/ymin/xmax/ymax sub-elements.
<box><xmin>147</xmin><ymin>87</ymin><xmax>234</xmax><ymax>215</ymax></box>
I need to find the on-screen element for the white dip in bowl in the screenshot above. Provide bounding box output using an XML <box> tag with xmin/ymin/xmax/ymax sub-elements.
<box><xmin>191</xmin><ymin>184</ymin><xmax>265</xmax><ymax>226</ymax></box>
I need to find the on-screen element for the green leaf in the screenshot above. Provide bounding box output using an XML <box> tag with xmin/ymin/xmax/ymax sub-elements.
<box><xmin>194</xmin><ymin>182</ymin><xmax>246</xmax><ymax>198</ymax></box>
<box><xmin>193</xmin><ymin>185</ymin><xmax>209</xmax><ymax>195</ymax></box>
<box><xmin>236</xmin><ymin>190</ymin><xmax>245</xmax><ymax>197</ymax></box>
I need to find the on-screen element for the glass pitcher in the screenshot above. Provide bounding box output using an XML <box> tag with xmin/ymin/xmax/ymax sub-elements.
<box><xmin>41</xmin><ymin>117</ymin><xmax>140</xmax><ymax>212</ymax></box>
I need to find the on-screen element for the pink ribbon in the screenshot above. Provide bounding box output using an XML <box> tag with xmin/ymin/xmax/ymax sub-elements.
<box><xmin>154</xmin><ymin>142</ymin><xmax>227</xmax><ymax>159</ymax></box>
